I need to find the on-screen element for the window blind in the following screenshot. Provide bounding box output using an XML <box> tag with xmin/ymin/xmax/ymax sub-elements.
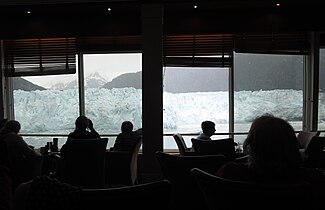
<box><xmin>4</xmin><ymin>37</ymin><xmax>76</xmax><ymax>77</ymax></box>
<box><xmin>163</xmin><ymin>34</ymin><xmax>234</xmax><ymax>68</ymax></box>
<box><xmin>234</xmin><ymin>32</ymin><xmax>310</xmax><ymax>55</ymax></box>
<box><xmin>76</xmin><ymin>36</ymin><xmax>141</xmax><ymax>52</ymax></box>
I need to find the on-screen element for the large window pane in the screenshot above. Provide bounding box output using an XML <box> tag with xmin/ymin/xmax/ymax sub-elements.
<box><xmin>234</xmin><ymin>53</ymin><xmax>304</xmax><ymax>142</ymax></box>
<box><xmin>319</xmin><ymin>49</ymin><xmax>325</xmax><ymax>131</ymax></box>
<box><xmin>83</xmin><ymin>53</ymin><xmax>142</xmax><ymax>148</ymax></box>
<box><xmin>13</xmin><ymin>73</ymin><xmax>79</xmax><ymax>148</ymax></box>
<box><xmin>163</xmin><ymin>67</ymin><xmax>229</xmax><ymax>149</ymax></box>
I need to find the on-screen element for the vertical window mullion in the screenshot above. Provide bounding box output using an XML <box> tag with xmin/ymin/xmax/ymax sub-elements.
<box><xmin>4</xmin><ymin>77</ymin><xmax>14</xmax><ymax>120</ymax></box>
<box><xmin>78</xmin><ymin>52</ymin><xmax>85</xmax><ymax>116</ymax></box>
<box><xmin>229</xmin><ymin>52</ymin><xmax>234</xmax><ymax>139</ymax></box>
<box><xmin>311</xmin><ymin>32</ymin><xmax>320</xmax><ymax>131</ymax></box>
<box><xmin>303</xmin><ymin>55</ymin><xmax>310</xmax><ymax>131</ymax></box>
<box><xmin>304</xmin><ymin>32</ymin><xmax>320</xmax><ymax>132</ymax></box>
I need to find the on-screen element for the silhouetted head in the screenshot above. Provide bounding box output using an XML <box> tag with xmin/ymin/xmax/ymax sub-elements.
<box><xmin>243</xmin><ymin>114</ymin><xmax>302</xmax><ymax>179</ymax></box>
<box><xmin>4</xmin><ymin>120</ymin><xmax>21</xmax><ymax>134</ymax></box>
<box><xmin>201</xmin><ymin>121</ymin><xmax>216</xmax><ymax>137</ymax></box>
<box><xmin>75</xmin><ymin>116</ymin><xmax>89</xmax><ymax>130</ymax></box>
<box><xmin>121</xmin><ymin>121</ymin><xmax>133</xmax><ymax>133</ymax></box>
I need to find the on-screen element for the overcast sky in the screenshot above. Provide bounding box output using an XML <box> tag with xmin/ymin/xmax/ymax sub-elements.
<box><xmin>24</xmin><ymin>53</ymin><xmax>142</xmax><ymax>88</ymax></box>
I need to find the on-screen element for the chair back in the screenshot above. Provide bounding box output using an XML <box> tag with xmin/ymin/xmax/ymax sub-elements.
<box><xmin>191</xmin><ymin>168</ymin><xmax>313</xmax><ymax>210</ymax></box>
<box><xmin>56</xmin><ymin>138</ymin><xmax>108</xmax><ymax>188</ymax></box>
<box><xmin>130</xmin><ymin>135</ymin><xmax>142</xmax><ymax>184</ymax></box>
<box><xmin>303</xmin><ymin>136</ymin><xmax>325</xmax><ymax>168</ymax></box>
<box><xmin>305</xmin><ymin>136</ymin><xmax>325</xmax><ymax>154</ymax></box>
<box><xmin>13</xmin><ymin>178</ymin><xmax>171</xmax><ymax>210</ymax></box>
<box><xmin>156</xmin><ymin>151</ymin><xmax>226</xmax><ymax>210</ymax></box>
<box><xmin>173</xmin><ymin>133</ymin><xmax>189</xmax><ymax>155</ymax></box>
<box><xmin>191</xmin><ymin>138</ymin><xmax>236</xmax><ymax>160</ymax></box>
<box><xmin>80</xmin><ymin>180</ymin><xmax>171</xmax><ymax>210</ymax></box>
<box><xmin>297</xmin><ymin>131</ymin><xmax>320</xmax><ymax>149</ymax></box>
<box><xmin>105</xmin><ymin>136</ymin><xmax>142</xmax><ymax>187</ymax></box>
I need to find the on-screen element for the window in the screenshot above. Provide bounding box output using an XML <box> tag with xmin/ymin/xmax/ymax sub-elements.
<box><xmin>234</xmin><ymin>53</ymin><xmax>304</xmax><ymax>142</ymax></box>
<box><xmin>6</xmin><ymin>37</ymin><xmax>77</xmax><ymax>148</ymax></box>
<box><xmin>162</xmin><ymin>34</ymin><xmax>232</xmax><ymax>150</ymax></box>
<box><xmin>83</xmin><ymin>53</ymin><xmax>142</xmax><ymax>148</ymax></box>
<box><xmin>12</xmin><ymin>53</ymin><xmax>143</xmax><ymax>149</ymax></box>
<box><xmin>13</xmin><ymin>73</ymin><xmax>79</xmax><ymax>148</ymax></box>
<box><xmin>163</xmin><ymin>66</ymin><xmax>229</xmax><ymax>149</ymax></box>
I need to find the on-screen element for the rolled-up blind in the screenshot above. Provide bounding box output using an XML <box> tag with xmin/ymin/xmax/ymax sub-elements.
<box><xmin>234</xmin><ymin>32</ymin><xmax>310</xmax><ymax>55</ymax></box>
<box><xmin>4</xmin><ymin>37</ymin><xmax>76</xmax><ymax>77</ymax></box>
<box><xmin>163</xmin><ymin>34</ymin><xmax>234</xmax><ymax>68</ymax></box>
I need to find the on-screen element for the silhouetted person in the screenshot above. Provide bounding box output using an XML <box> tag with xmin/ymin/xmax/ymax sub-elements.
<box><xmin>60</xmin><ymin>116</ymin><xmax>100</xmax><ymax>158</ymax></box>
<box><xmin>67</xmin><ymin>116</ymin><xmax>100</xmax><ymax>140</ymax></box>
<box><xmin>110</xmin><ymin>121</ymin><xmax>140</xmax><ymax>151</ymax></box>
<box><xmin>217</xmin><ymin>114</ymin><xmax>325</xmax><ymax>206</ymax></box>
<box><xmin>0</xmin><ymin>120</ymin><xmax>40</xmax><ymax>170</ymax></box>
<box><xmin>196</xmin><ymin>120</ymin><xmax>216</xmax><ymax>141</ymax></box>
<box><xmin>0</xmin><ymin>120</ymin><xmax>41</xmax><ymax>193</ymax></box>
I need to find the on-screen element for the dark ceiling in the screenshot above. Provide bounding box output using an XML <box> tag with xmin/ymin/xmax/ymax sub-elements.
<box><xmin>0</xmin><ymin>0</ymin><xmax>324</xmax><ymax>39</ymax></box>
<box><xmin>0</xmin><ymin>0</ymin><xmax>323</xmax><ymax>12</ymax></box>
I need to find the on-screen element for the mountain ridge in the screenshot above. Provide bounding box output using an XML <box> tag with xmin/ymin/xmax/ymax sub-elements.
<box><xmin>13</xmin><ymin>77</ymin><xmax>46</xmax><ymax>91</ymax></box>
<box><xmin>50</xmin><ymin>72</ymin><xmax>108</xmax><ymax>90</ymax></box>
<box><xmin>102</xmin><ymin>71</ymin><xmax>141</xmax><ymax>89</ymax></box>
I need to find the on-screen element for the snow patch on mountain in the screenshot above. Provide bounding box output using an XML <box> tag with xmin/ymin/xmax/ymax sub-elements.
<box><xmin>49</xmin><ymin>72</ymin><xmax>107</xmax><ymax>90</ymax></box>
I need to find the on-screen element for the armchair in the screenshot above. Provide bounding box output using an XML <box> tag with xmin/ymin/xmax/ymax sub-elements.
<box><xmin>173</xmin><ymin>133</ymin><xmax>195</xmax><ymax>156</ymax></box>
<box><xmin>80</xmin><ymin>179</ymin><xmax>171</xmax><ymax>210</ymax></box>
<box><xmin>303</xmin><ymin>136</ymin><xmax>325</xmax><ymax>168</ymax></box>
<box><xmin>156</xmin><ymin>151</ymin><xmax>226</xmax><ymax>210</ymax></box>
<box><xmin>105</xmin><ymin>136</ymin><xmax>142</xmax><ymax>187</ymax></box>
<box><xmin>191</xmin><ymin>138</ymin><xmax>236</xmax><ymax>161</ymax></box>
<box><xmin>191</xmin><ymin>168</ymin><xmax>314</xmax><ymax>210</ymax></box>
<box><xmin>13</xmin><ymin>178</ymin><xmax>171</xmax><ymax>210</ymax></box>
<box><xmin>54</xmin><ymin>138</ymin><xmax>108</xmax><ymax>188</ymax></box>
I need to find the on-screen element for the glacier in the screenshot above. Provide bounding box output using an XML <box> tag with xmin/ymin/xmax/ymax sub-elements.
<box><xmin>13</xmin><ymin>87</ymin><xmax>325</xmax><ymax>149</ymax></box>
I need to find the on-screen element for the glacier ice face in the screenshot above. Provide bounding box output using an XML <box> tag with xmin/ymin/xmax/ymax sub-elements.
<box><xmin>14</xmin><ymin>87</ymin><xmax>310</xmax><ymax>135</ymax></box>
<box><xmin>14</xmin><ymin>87</ymin><xmax>325</xmax><ymax>148</ymax></box>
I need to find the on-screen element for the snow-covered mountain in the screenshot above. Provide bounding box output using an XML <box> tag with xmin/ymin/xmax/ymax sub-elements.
<box><xmin>50</xmin><ymin>80</ymin><xmax>77</xmax><ymax>90</ymax></box>
<box><xmin>85</xmin><ymin>72</ymin><xmax>107</xmax><ymax>88</ymax></box>
<box><xmin>50</xmin><ymin>72</ymin><xmax>107</xmax><ymax>90</ymax></box>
